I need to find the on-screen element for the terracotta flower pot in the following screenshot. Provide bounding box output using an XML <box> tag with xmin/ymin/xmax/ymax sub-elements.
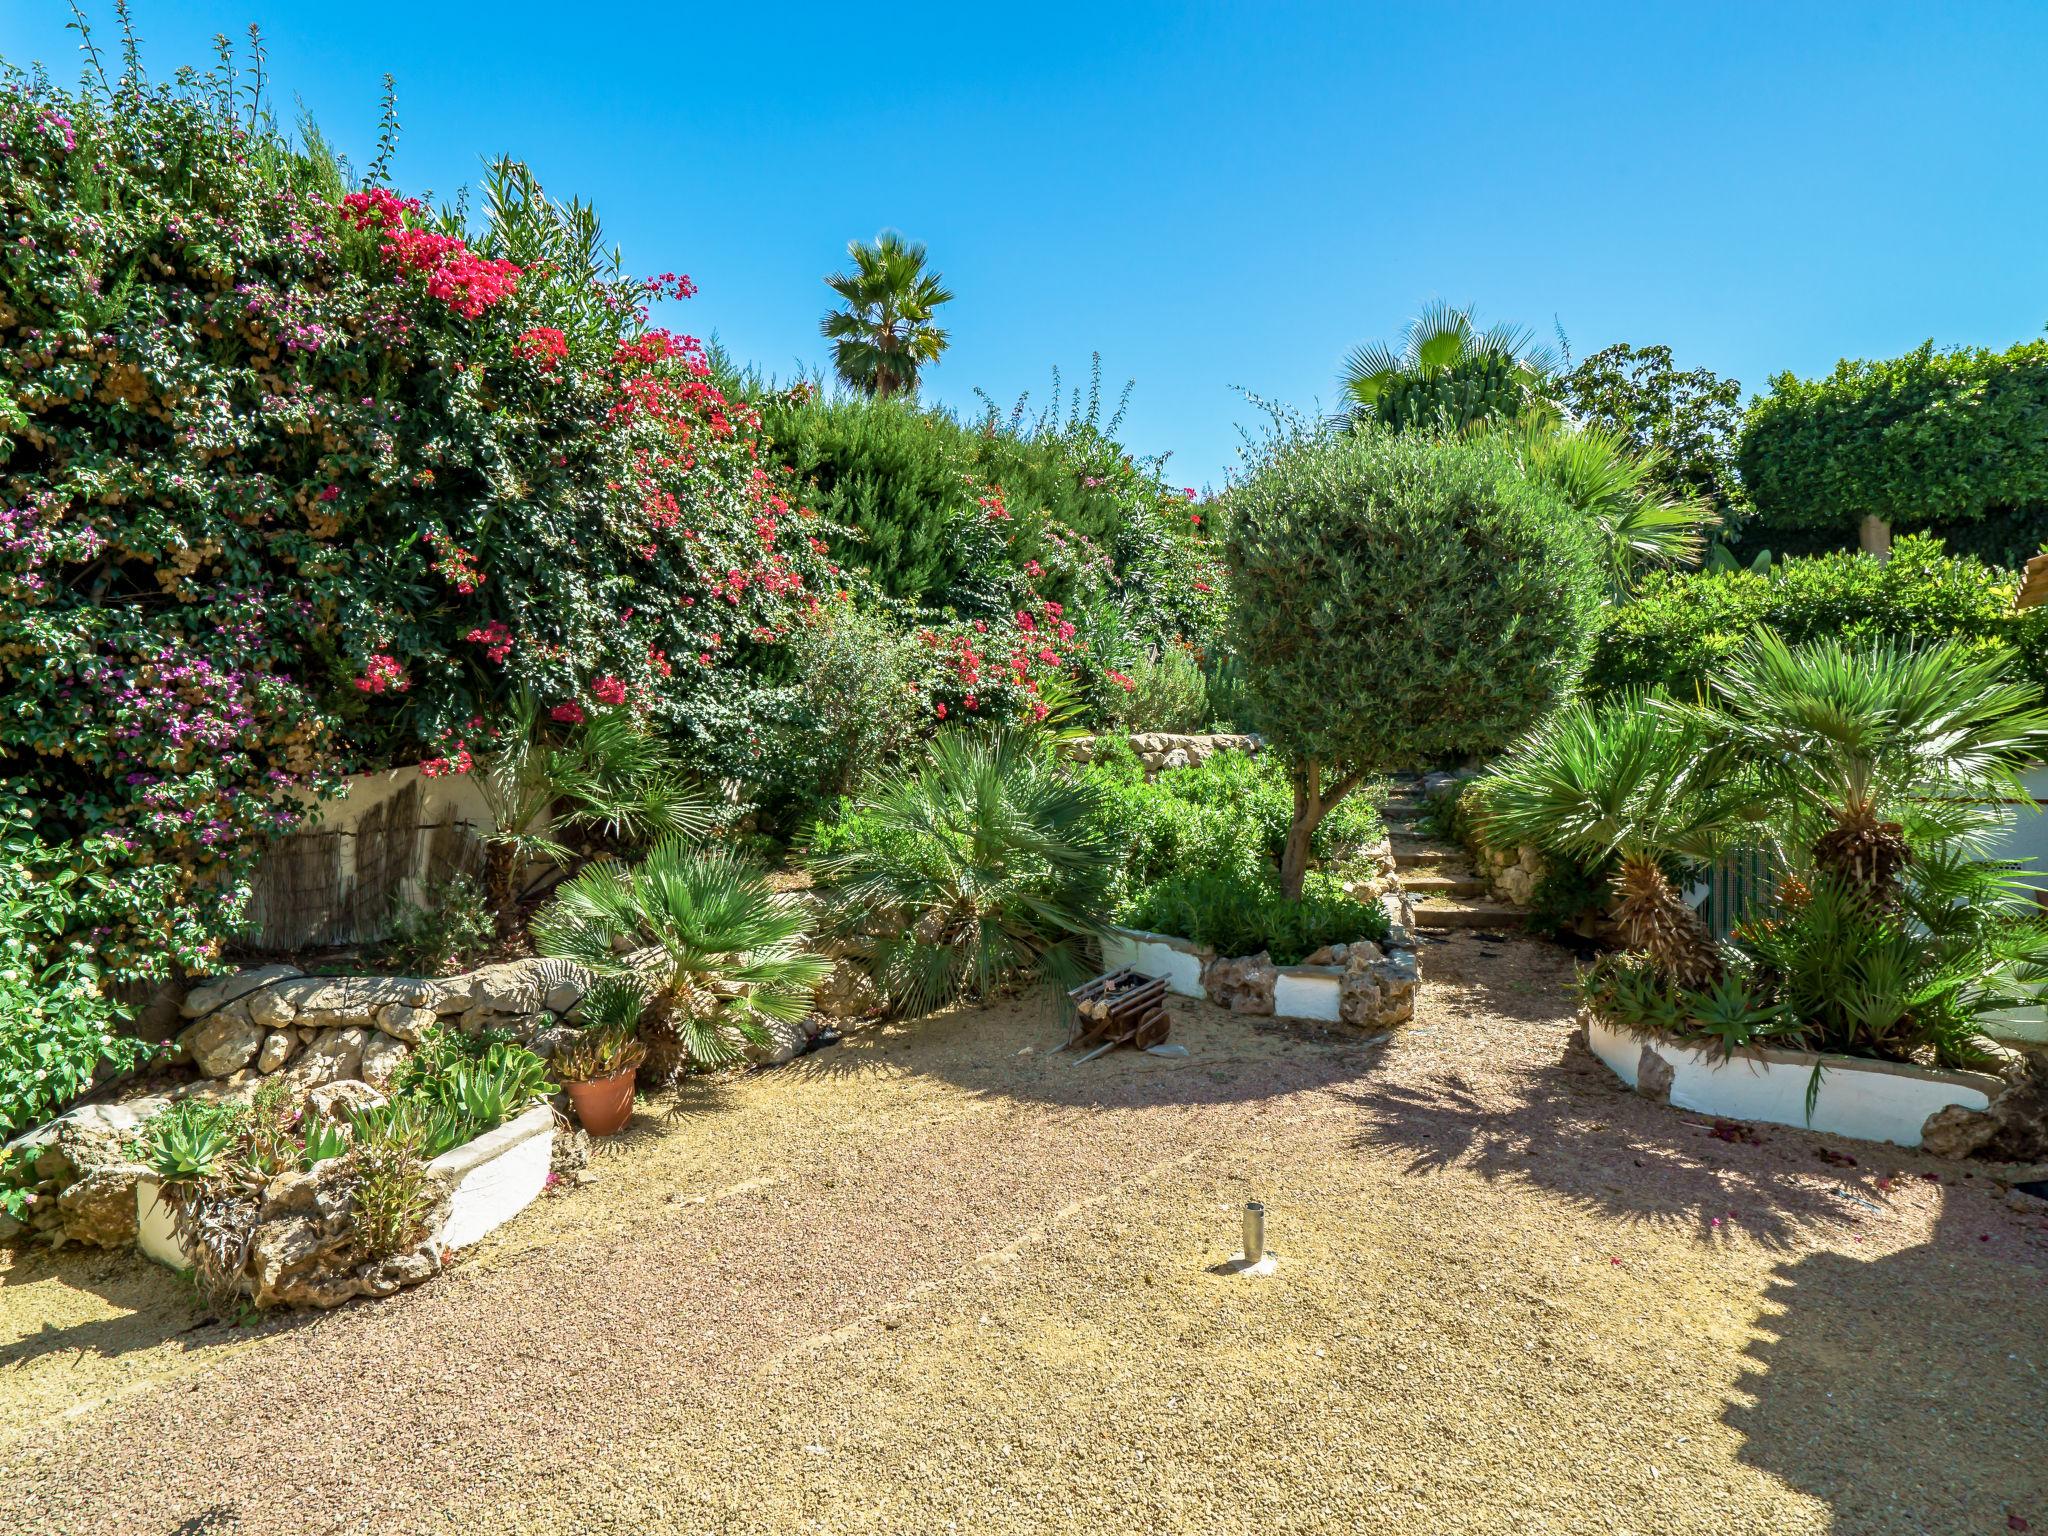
<box><xmin>565</xmin><ymin>1068</ymin><xmax>637</xmax><ymax>1136</ymax></box>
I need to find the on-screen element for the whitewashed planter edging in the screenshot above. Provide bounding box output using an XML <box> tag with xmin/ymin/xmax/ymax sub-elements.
<box><xmin>1585</xmin><ymin>1014</ymin><xmax>2001</xmax><ymax>1149</ymax></box>
<box><xmin>131</xmin><ymin>1103</ymin><xmax>556</xmax><ymax>1274</ymax></box>
<box><xmin>1102</xmin><ymin>926</ymin><xmax>1389</xmax><ymax>1026</ymax></box>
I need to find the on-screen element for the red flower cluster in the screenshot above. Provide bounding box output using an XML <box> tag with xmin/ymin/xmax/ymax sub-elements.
<box><xmin>419</xmin><ymin>740</ymin><xmax>473</xmax><ymax>777</ymax></box>
<box><xmin>516</xmin><ymin>326</ymin><xmax>569</xmax><ymax>370</ymax></box>
<box><xmin>643</xmin><ymin>272</ymin><xmax>699</xmax><ymax>300</ymax></box>
<box><xmin>354</xmin><ymin>654</ymin><xmax>409</xmax><ymax>694</ymax></box>
<box><xmin>979</xmin><ymin>489</ymin><xmax>1010</xmax><ymax>521</ymax></box>
<box><xmin>590</xmin><ymin>675</ymin><xmax>627</xmax><ymax>706</ymax></box>
<box><xmin>340</xmin><ymin>187</ymin><xmax>421</xmax><ymax>231</ymax></box>
<box><xmin>550</xmin><ymin>702</ymin><xmax>586</xmax><ymax>725</ymax></box>
<box><xmin>464</xmin><ymin>621</ymin><xmax>514</xmax><ymax>664</ymax></box>
<box><xmin>425</xmin><ymin>531</ymin><xmax>485</xmax><ymax>594</ymax></box>
<box><xmin>384</xmin><ymin>226</ymin><xmax>522</xmax><ymax>318</ymax></box>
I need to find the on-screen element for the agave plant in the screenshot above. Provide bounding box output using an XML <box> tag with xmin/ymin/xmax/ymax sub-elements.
<box><xmin>1474</xmin><ymin>693</ymin><xmax>1757</xmax><ymax>987</ymax></box>
<box><xmin>1336</xmin><ymin>301</ymin><xmax>1559</xmax><ymax>435</ymax></box>
<box><xmin>472</xmin><ymin>696</ymin><xmax>710</xmax><ymax>938</ymax></box>
<box><xmin>807</xmin><ymin>731</ymin><xmax>1115</xmax><ymax>1017</ymax></box>
<box><xmin>1509</xmin><ymin>423</ymin><xmax>1720</xmax><ymax>598</ymax></box>
<box><xmin>1709</xmin><ymin>634</ymin><xmax>2048</xmax><ymax>904</ymax></box>
<box><xmin>532</xmin><ymin>841</ymin><xmax>827</xmax><ymax>1082</ymax></box>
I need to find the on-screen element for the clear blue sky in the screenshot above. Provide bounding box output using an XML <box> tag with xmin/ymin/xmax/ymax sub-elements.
<box><xmin>7</xmin><ymin>2</ymin><xmax>2046</xmax><ymax>487</ymax></box>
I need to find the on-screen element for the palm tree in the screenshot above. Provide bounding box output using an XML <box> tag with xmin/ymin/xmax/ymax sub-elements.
<box><xmin>531</xmin><ymin>841</ymin><xmax>829</xmax><ymax>1083</ymax></box>
<box><xmin>1511</xmin><ymin>423</ymin><xmax>1720</xmax><ymax>598</ymax></box>
<box><xmin>472</xmin><ymin>698</ymin><xmax>709</xmax><ymax>940</ymax></box>
<box><xmin>1709</xmin><ymin>633</ymin><xmax>2048</xmax><ymax>903</ymax></box>
<box><xmin>1475</xmin><ymin>694</ymin><xmax>1757</xmax><ymax>987</ymax></box>
<box><xmin>807</xmin><ymin>731</ymin><xmax>1114</xmax><ymax>1017</ymax></box>
<box><xmin>1337</xmin><ymin>301</ymin><xmax>1559</xmax><ymax>434</ymax></box>
<box><xmin>820</xmin><ymin>231</ymin><xmax>954</xmax><ymax>398</ymax></box>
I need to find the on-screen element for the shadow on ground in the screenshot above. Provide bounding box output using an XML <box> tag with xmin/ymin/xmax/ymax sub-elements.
<box><xmin>0</xmin><ymin>1242</ymin><xmax>280</xmax><ymax>1371</ymax></box>
<box><xmin>1724</xmin><ymin>1199</ymin><xmax>2048</xmax><ymax>1532</ymax></box>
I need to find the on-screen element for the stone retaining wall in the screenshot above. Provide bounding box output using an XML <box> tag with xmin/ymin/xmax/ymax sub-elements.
<box><xmin>1064</xmin><ymin>732</ymin><xmax>1260</xmax><ymax>775</ymax></box>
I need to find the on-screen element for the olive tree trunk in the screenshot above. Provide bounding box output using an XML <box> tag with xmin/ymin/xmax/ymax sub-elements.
<box><xmin>1279</xmin><ymin>757</ymin><xmax>1365</xmax><ymax>901</ymax></box>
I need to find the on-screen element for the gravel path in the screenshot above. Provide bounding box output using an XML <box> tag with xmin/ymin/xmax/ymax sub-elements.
<box><xmin>3</xmin><ymin>932</ymin><xmax>2045</xmax><ymax>1534</ymax></box>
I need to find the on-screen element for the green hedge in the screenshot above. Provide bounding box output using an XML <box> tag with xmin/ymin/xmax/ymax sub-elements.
<box><xmin>1740</xmin><ymin>339</ymin><xmax>2048</xmax><ymax>542</ymax></box>
<box><xmin>1586</xmin><ymin>536</ymin><xmax>2048</xmax><ymax>700</ymax></box>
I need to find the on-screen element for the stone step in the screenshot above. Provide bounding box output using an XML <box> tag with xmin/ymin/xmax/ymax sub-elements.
<box><xmin>1381</xmin><ymin>802</ymin><xmax>1429</xmax><ymax>821</ymax></box>
<box><xmin>1410</xmin><ymin>901</ymin><xmax>1527</xmax><ymax>930</ymax></box>
<box><xmin>1400</xmin><ymin>873</ymin><xmax>1487</xmax><ymax>899</ymax></box>
<box><xmin>1391</xmin><ymin>837</ymin><xmax>1465</xmax><ymax>867</ymax></box>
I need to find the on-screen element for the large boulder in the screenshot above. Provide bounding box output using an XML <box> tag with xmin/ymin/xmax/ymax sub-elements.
<box><xmin>179</xmin><ymin>964</ymin><xmax>303</xmax><ymax>1020</ymax></box>
<box><xmin>257</xmin><ymin>1029</ymin><xmax>299</xmax><ymax>1074</ymax></box>
<box><xmin>1921</xmin><ymin>1050</ymin><xmax>2048</xmax><ymax>1161</ymax></box>
<box><xmin>359</xmin><ymin>1034</ymin><xmax>412</xmax><ymax>1091</ymax></box>
<box><xmin>286</xmin><ymin>1026</ymin><xmax>373</xmax><ymax>1090</ymax></box>
<box><xmin>1204</xmin><ymin>952</ymin><xmax>1277</xmax><ymax>1016</ymax></box>
<box><xmin>812</xmin><ymin>958</ymin><xmax>881</xmax><ymax>1021</ymax></box>
<box><xmin>178</xmin><ymin>1011</ymin><xmax>269</xmax><ymax>1078</ymax></box>
<box><xmin>1338</xmin><ymin>945</ymin><xmax>1420</xmax><ymax>1030</ymax></box>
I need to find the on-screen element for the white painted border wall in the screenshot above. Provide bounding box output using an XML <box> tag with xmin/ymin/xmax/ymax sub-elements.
<box><xmin>1585</xmin><ymin>1016</ymin><xmax>1999</xmax><ymax>1149</ymax></box>
<box><xmin>1102</xmin><ymin>927</ymin><xmax>1346</xmax><ymax>1023</ymax></box>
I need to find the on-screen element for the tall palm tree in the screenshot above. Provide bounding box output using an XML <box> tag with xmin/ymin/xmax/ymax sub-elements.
<box><xmin>1709</xmin><ymin>633</ymin><xmax>2048</xmax><ymax>903</ymax></box>
<box><xmin>531</xmin><ymin>840</ymin><xmax>829</xmax><ymax>1083</ymax></box>
<box><xmin>1475</xmin><ymin>693</ymin><xmax>1757</xmax><ymax>987</ymax></box>
<box><xmin>1510</xmin><ymin>423</ymin><xmax>1720</xmax><ymax>598</ymax></box>
<box><xmin>1337</xmin><ymin>301</ymin><xmax>1559</xmax><ymax>434</ymax></box>
<box><xmin>820</xmin><ymin>231</ymin><xmax>954</xmax><ymax>398</ymax></box>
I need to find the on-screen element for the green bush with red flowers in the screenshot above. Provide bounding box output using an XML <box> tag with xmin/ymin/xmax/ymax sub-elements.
<box><xmin>0</xmin><ymin>60</ymin><xmax>844</xmax><ymax>988</ymax></box>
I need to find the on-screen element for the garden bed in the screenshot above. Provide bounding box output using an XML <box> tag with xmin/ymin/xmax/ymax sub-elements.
<box><xmin>1584</xmin><ymin>1013</ymin><xmax>2003</xmax><ymax>1148</ymax></box>
<box><xmin>1102</xmin><ymin>922</ymin><xmax>1419</xmax><ymax>1029</ymax></box>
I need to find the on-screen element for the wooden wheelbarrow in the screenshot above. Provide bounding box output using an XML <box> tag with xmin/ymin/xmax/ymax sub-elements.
<box><xmin>1063</xmin><ymin>967</ymin><xmax>1170</xmax><ymax>1063</ymax></box>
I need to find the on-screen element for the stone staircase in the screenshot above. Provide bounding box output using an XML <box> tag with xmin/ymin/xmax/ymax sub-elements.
<box><xmin>1381</xmin><ymin>777</ymin><xmax>1526</xmax><ymax>932</ymax></box>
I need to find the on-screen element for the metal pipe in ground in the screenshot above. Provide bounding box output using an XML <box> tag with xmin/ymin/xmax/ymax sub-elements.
<box><xmin>1242</xmin><ymin>1201</ymin><xmax>1265</xmax><ymax>1265</ymax></box>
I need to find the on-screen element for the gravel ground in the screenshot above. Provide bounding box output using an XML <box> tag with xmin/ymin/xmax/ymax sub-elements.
<box><xmin>3</xmin><ymin>932</ymin><xmax>2045</xmax><ymax>1535</ymax></box>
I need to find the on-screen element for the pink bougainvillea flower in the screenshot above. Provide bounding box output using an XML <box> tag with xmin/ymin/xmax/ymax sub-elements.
<box><xmin>591</xmin><ymin>675</ymin><xmax>627</xmax><ymax>706</ymax></box>
<box><xmin>550</xmin><ymin>702</ymin><xmax>586</xmax><ymax>725</ymax></box>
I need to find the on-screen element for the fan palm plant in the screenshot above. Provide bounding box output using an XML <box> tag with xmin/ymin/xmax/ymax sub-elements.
<box><xmin>1474</xmin><ymin>693</ymin><xmax>1758</xmax><ymax>987</ymax></box>
<box><xmin>1336</xmin><ymin>301</ymin><xmax>1559</xmax><ymax>435</ymax></box>
<box><xmin>531</xmin><ymin>841</ymin><xmax>828</xmax><ymax>1082</ymax></box>
<box><xmin>1708</xmin><ymin>633</ymin><xmax>2048</xmax><ymax>903</ymax></box>
<box><xmin>472</xmin><ymin>697</ymin><xmax>709</xmax><ymax>938</ymax></box>
<box><xmin>820</xmin><ymin>231</ymin><xmax>954</xmax><ymax>398</ymax></box>
<box><xmin>1510</xmin><ymin>424</ymin><xmax>1720</xmax><ymax>597</ymax></box>
<box><xmin>807</xmin><ymin>732</ymin><xmax>1115</xmax><ymax>1017</ymax></box>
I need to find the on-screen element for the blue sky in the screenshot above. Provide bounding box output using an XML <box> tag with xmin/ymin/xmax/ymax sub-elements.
<box><xmin>7</xmin><ymin>2</ymin><xmax>2046</xmax><ymax>487</ymax></box>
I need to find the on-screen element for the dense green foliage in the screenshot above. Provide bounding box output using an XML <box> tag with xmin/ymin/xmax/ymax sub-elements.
<box><xmin>808</xmin><ymin>732</ymin><xmax>1115</xmax><ymax>1015</ymax></box>
<box><xmin>1586</xmin><ymin>536</ymin><xmax>2048</xmax><ymax>701</ymax></box>
<box><xmin>1122</xmin><ymin>870</ymin><xmax>1387</xmax><ymax>966</ymax></box>
<box><xmin>1225</xmin><ymin>424</ymin><xmax>1603</xmax><ymax>894</ymax></box>
<box><xmin>1337</xmin><ymin>302</ymin><xmax>1558</xmax><ymax>435</ymax></box>
<box><xmin>1740</xmin><ymin>338</ymin><xmax>2048</xmax><ymax>557</ymax></box>
<box><xmin>1557</xmin><ymin>343</ymin><xmax>1745</xmax><ymax>515</ymax></box>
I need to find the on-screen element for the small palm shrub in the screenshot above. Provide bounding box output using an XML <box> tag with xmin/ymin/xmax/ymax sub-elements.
<box><xmin>807</xmin><ymin>732</ymin><xmax>1115</xmax><ymax>1016</ymax></box>
<box><xmin>533</xmin><ymin>841</ymin><xmax>826</xmax><ymax>1079</ymax></box>
<box><xmin>553</xmin><ymin>977</ymin><xmax>650</xmax><ymax>1085</ymax></box>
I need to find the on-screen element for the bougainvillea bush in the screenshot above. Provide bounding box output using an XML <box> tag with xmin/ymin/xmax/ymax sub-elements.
<box><xmin>0</xmin><ymin>53</ymin><xmax>845</xmax><ymax>1011</ymax></box>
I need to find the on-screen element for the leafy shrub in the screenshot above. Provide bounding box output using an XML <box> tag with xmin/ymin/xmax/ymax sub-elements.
<box><xmin>534</xmin><ymin>840</ymin><xmax>825</xmax><ymax>1077</ymax></box>
<box><xmin>1092</xmin><ymin>644</ymin><xmax>1211</xmax><ymax>735</ymax></box>
<box><xmin>807</xmin><ymin>732</ymin><xmax>1115</xmax><ymax>1015</ymax></box>
<box><xmin>350</xmin><ymin>1138</ymin><xmax>436</xmax><ymax>1259</ymax></box>
<box><xmin>1587</xmin><ymin>535</ymin><xmax>2048</xmax><ymax>701</ymax></box>
<box><xmin>0</xmin><ymin>43</ymin><xmax>841</xmax><ymax>993</ymax></box>
<box><xmin>379</xmin><ymin>876</ymin><xmax>494</xmax><ymax>977</ymax></box>
<box><xmin>1225</xmin><ymin>423</ymin><xmax>1602</xmax><ymax>895</ymax></box>
<box><xmin>1740</xmin><ymin>339</ymin><xmax>2048</xmax><ymax>551</ymax></box>
<box><xmin>1122</xmin><ymin>870</ymin><xmax>1388</xmax><ymax>965</ymax></box>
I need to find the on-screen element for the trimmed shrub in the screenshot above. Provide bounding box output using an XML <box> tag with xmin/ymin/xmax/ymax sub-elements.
<box><xmin>1740</xmin><ymin>339</ymin><xmax>2048</xmax><ymax>552</ymax></box>
<box><xmin>1224</xmin><ymin>425</ymin><xmax>1603</xmax><ymax>895</ymax></box>
<box><xmin>1122</xmin><ymin>871</ymin><xmax>1388</xmax><ymax>965</ymax></box>
<box><xmin>1586</xmin><ymin>535</ymin><xmax>2048</xmax><ymax>701</ymax></box>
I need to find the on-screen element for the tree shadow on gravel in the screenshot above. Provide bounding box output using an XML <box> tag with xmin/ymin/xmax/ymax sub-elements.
<box><xmin>1340</xmin><ymin>1042</ymin><xmax>1901</xmax><ymax>1252</ymax></box>
<box><xmin>1723</xmin><ymin>1198</ymin><xmax>2048</xmax><ymax>1532</ymax></box>
<box><xmin>0</xmin><ymin>1246</ymin><xmax>307</xmax><ymax>1370</ymax></box>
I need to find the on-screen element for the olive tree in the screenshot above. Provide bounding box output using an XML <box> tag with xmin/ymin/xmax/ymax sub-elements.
<box><xmin>1223</xmin><ymin>426</ymin><xmax>1604</xmax><ymax>898</ymax></box>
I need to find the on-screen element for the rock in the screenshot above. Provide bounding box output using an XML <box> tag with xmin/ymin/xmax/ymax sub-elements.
<box><xmin>746</xmin><ymin>1013</ymin><xmax>813</xmax><ymax>1066</ymax></box>
<box><xmin>307</xmin><ymin>1079</ymin><xmax>385</xmax><ymax>1124</ymax></box>
<box><xmin>1302</xmin><ymin>946</ymin><xmax>1336</xmax><ymax>967</ymax></box>
<box><xmin>245</xmin><ymin>986</ymin><xmax>297</xmax><ymax>1030</ymax></box>
<box><xmin>1158</xmin><ymin>748</ymin><xmax>1191</xmax><ymax>771</ymax></box>
<box><xmin>551</xmin><ymin>1128</ymin><xmax>592</xmax><ymax>1177</ymax></box>
<box><xmin>1339</xmin><ymin>946</ymin><xmax>1420</xmax><ymax>1029</ymax></box>
<box><xmin>289</xmin><ymin>1026</ymin><xmax>373</xmax><ymax>1088</ymax></box>
<box><xmin>257</xmin><ymin>1030</ymin><xmax>298</xmax><ymax>1074</ymax></box>
<box><xmin>376</xmin><ymin>1003</ymin><xmax>436</xmax><ymax>1044</ymax></box>
<box><xmin>1920</xmin><ymin>1050</ymin><xmax>2048</xmax><ymax>1161</ymax></box>
<box><xmin>464</xmin><ymin>960</ymin><xmax>550</xmax><ymax>1014</ymax></box>
<box><xmin>1204</xmin><ymin>952</ymin><xmax>1277</xmax><ymax>1016</ymax></box>
<box><xmin>528</xmin><ymin>1025</ymin><xmax>581</xmax><ymax>1062</ymax></box>
<box><xmin>359</xmin><ymin>1033</ymin><xmax>411</xmax><ymax>1091</ymax></box>
<box><xmin>178</xmin><ymin>1011</ymin><xmax>269</xmax><ymax>1078</ymax></box>
<box><xmin>542</xmin><ymin>980</ymin><xmax>586</xmax><ymax>1015</ymax></box>
<box><xmin>272</xmin><ymin>976</ymin><xmax>437</xmax><ymax>1031</ymax></box>
<box><xmin>1635</xmin><ymin>1044</ymin><xmax>1676</xmax><ymax>1102</ymax></box>
<box><xmin>813</xmin><ymin>958</ymin><xmax>882</xmax><ymax>1020</ymax></box>
<box><xmin>179</xmin><ymin>964</ymin><xmax>303</xmax><ymax>1020</ymax></box>
<box><xmin>54</xmin><ymin>1164</ymin><xmax>150</xmax><ymax>1247</ymax></box>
